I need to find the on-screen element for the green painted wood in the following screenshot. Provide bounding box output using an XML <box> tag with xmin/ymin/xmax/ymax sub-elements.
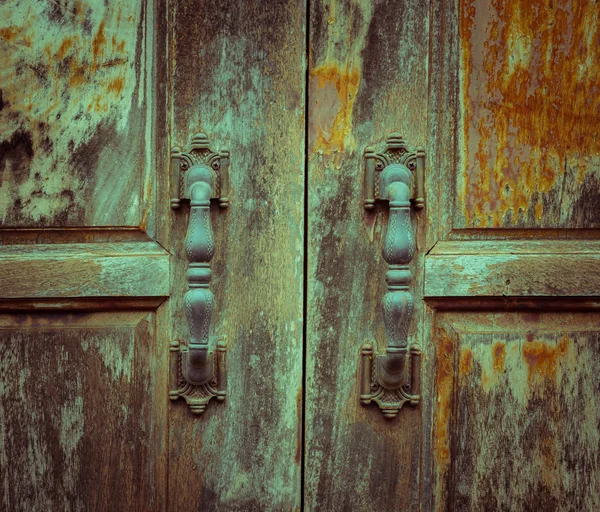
<box><xmin>167</xmin><ymin>2</ymin><xmax>306</xmax><ymax>510</ymax></box>
<box><xmin>305</xmin><ymin>1</ymin><xmax>430</xmax><ymax>510</ymax></box>
<box><xmin>0</xmin><ymin>1</ymin><xmax>170</xmax><ymax>510</ymax></box>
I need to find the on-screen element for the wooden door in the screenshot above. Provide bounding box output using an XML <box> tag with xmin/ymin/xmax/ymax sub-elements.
<box><xmin>0</xmin><ymin>0</ymin><xmax>305</xmax><ymax>510</ymax></box>
<box><xmin>305</xmin><ymin>0</ymin><xmax>600</xmax><ymax>511</ymax></box>
<box><xmin>3</xmin><ymin>1</ymin><xmax>599</xmax><ymax>511</ymax></box>
<box><xmin>0</xmin><ymin>0</ymin><xmax>171</xmax><ymax>509</ymax></box>
<box><xmin>423</xmin><ymin>1</ymin><xmax>600</xmax><ymax>510</ymax></box>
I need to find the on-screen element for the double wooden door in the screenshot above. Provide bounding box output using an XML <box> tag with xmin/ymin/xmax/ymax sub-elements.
<box><xmin>1</xmin><ymin>0</ymin><xmax>599</xmax><ymax>510</ymax></box>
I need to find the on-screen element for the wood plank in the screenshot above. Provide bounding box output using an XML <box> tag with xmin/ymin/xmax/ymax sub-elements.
<box><xmin>305</xmin><ymin>0</ymin><xmax>429</xmax><ymax>510</ymax></box>
<box><xmin>430</xmin><ymin>240</ymin><xmax>600</xmax><ymax>255</ymax></box>
<box><xmin>0</xmin><ymin>242</ymin><xmax>169</xmax><ymax>298</ymax></box>
<box><xmin>432</xmin><ymin>312</ymin><xmax>600</xmax><ymax>511</ymax></box>
<box><xmin>0</xmin><ymin>310</ymin><xmax>168</xmax><ymax>511</ymax></box>
<box><xmin>168</xmin><ymin>2</ymin><xmax>306</xmax><ymax>510</ymax></box>
<box><xmin>0</xmin><ymin>0</ymin><xmax>157</xmax><ymax>229</ymax></box>
<box><xmin>425</xmin><ymin>252</ymin><xmax>600</xmax><ymax>297</ymax></box>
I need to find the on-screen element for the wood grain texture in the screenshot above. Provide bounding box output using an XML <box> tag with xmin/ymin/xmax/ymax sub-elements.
<box><xmin>456</xmin><ymin>0</ymin><xmax>600</xmax><ymax>228</ymax></box>
<box><xmin>0</xmin><ymin>242</ymin><xmax>169</xmax><ymax>298</ymax></box>
<box><xmin>168</xmin><ymin>2</ymin><xmax>305</xmax><ymax>510</ymax></box>
<box><xmin>431</xmin><ymin>312</ymin><xmax>600</xmax><ymax>511</ymax></box>
<box><xmin>425</xmin><ymin>252</ymin><xmax>600</xmax><ymax>297</ymax></box>
<box><xmin>0</xmin><ymin>311</ymin><xmax>168</xmax><ymax>512</ymax></box>
<box><xmin>423</xmin><ymin>1</ymin><xmax>600</xmax><ymax>510</ymax></box>
<box><xmin>0</xmin><ymin>0</ymin><xmax>157</xmax><ymax>230</ymax></box>
<box><xmin>305</xmin><ymin>0</ymin><xmax>429</xmax><ymax>510</ymax></box>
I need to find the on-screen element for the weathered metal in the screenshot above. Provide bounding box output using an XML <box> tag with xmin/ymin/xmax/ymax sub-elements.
<box><xmin>360</xmin><ymin>135</ymin><xmax>425</xmax><ymax>418</ymax></box>
<box><xmin>168</xmin><ymin>133</ymin><xmax>228</xmax><ymax>414</ymax></box>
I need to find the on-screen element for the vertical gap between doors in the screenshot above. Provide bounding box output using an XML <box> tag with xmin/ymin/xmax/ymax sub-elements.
<box><xmin>300</xmin><ymin>0</ymin><xmax>310</xmax><ymax>509</ymax></box>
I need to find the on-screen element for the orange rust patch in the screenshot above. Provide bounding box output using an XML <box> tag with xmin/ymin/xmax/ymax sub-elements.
<box><xmin>308</xmin><ymin>63</ymin><xmax>360</xmax><ymax>156</ymax></box>
<box><xmin>522</xmin><ymin>336</ymin><xmax>569</xmax><ymax>382</ymax></box>
<box><xmin>57</xmin><ymin>38</ymin><xmax>74</xmax><ymax>60</ymax></box>
<box><xmin>0</xmin><ymin>26</ymin><xmax>19</xmax><ymax>42</ymax></box>
<box><xmin>460</xmin><ymin>0</ymin><xmax>600</xmax><ymax>227</ymax></box>
<box><xmin>92</xmin><ymin>20</ymin><xmax>106</xmax><ymax>69</ymax></box>
<box><xmin>492</xmin><ymin>342</ymin><xmax>506</xmax><ymax>373</ymax></box>
<box><xmin>459</xmin><ymin>347</ymin><xmax>473</xmax><ymax>376</ymax></box>
<box><xmin>434</xmin><ymin>328</ymin><xmax>455</xmax><ymax>474</ymax></box>
<box><xmin>106</xmin><ymin>77</ymin><xmax>124</xmax><ymax>96</ymax></box>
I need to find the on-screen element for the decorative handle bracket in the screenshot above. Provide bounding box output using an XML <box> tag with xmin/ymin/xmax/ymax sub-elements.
<box><xmin>169</xmin><ymin>133</ymin><xmax>229</xmax><ymax>415</ymax></box>
<box><xmin>360</xmin><ymin>134</ymin><xmax>425</xmax><ymax>419</ymax></box>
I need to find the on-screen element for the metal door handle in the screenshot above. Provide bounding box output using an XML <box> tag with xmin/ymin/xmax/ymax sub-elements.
<box><xmin>360</xmin><ymin>134</ymin><xmax>425</xmax><ymax>418</ymax></box>
<box><xmin>169</xmin><ymin>133</ymin><xmax>229</xmax><ymax>414</ymax></box>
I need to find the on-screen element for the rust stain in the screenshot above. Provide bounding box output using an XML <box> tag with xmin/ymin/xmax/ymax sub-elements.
<box><xmin>308</xmin><ymin>63</ymin><xmax>360</xmax><ymax>156</ymax></box>
<box><xmin>0</xmin><ymin>26</ymin><xmax>19</xmax><ymax>42</ymax></box>
<box><xmin>0</xmin><ymin>1</ymin><xmax>141</xmax><ymax>225</ymax></box>
<box><xmin>91</xmin><ymin>20</ymin><xmax>106</xmax><ymax>69</ymax></box>
<box><xmin>434</xmin><ymin>328</ymin><xmax>455</xmax><ymax>476</ymax></box>
<box><xmin>522</xmin><ymin>335</ymin><xmax>570</xmax><ymax>382</ymax></box>
<box><xmin>460</xmin><ymin>0</ymin><xmax>600</xmax><ymax>227</ymax></box>
<box><xmin>459</xmin><ymin>347</ymin><xmax>473</xmax><ymax>376</ymax></box>
<box><xmin>106</xmin><ymin>77</ymin><xmax>124</xmax><ymax>96</ymax></box>
<box><xmin>57</xmin><ymin>37</ymin><xmax>74</xmax><ymax>60</ymax></box>
<box><xmin>492</xmin><ymin>342</ymin><xmax>506</xmax><ymax>373</ymax></box>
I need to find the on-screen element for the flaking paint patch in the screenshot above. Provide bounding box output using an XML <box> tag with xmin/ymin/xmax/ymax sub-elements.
<box><xmin>459</xmin><ymin>0</ymin><xmax>600</xmax><ymax>227</ymax></box>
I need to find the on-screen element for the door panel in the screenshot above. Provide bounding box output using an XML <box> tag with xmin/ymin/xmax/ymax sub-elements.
<box><xmin>424</xmin><ymin>0</ymin><xmax>600</xmax><ymax>511</ymax></box>
<box><xmin>456</xmin><ymin>0</ymin><xmax>600</xmax><ymax>229</ymax></box>
<box><xmin>167</xmin><ymin>2</ymin><xmax>305</xmax><ymax>510</ymax></box>
<box><xmin>0</xmin><ymin>0</ymin><xmax>158</xmax><ymax>231</ymax></box>
<box><xmin>432</xmin><ymin>312</ymin><xmax>600</xmax><ymax>511</ymax></box>
<box><xmin>305</xmin><ymin>1</ymin><xmax>429</xmax><ymax>510</ymax></box>
<box><xmin>0</xmin><ymin>311</ymin><xmax>167</xmax><ymax>511</ymax></box>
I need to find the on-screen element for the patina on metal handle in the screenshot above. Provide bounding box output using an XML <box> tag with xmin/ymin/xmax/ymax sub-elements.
<box><xmin>360</xmin><ymin>134</ymin><xmax>425</xmax><ymax>419</ymax></box>
<box><xmin>169</xmin><ymin>133</ymin><xmax>229</xmax><ymax>415</ymax></box>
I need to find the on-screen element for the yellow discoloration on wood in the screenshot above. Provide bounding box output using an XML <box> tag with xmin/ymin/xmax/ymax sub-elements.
<box><xmin>433</xmin><ymin>313</ymin><xmax>600</xmax><ymax>510</ymax></box>
<box><xmin>309</xmin><ymin>64</ymin><xmax>360</xmax><ymax>156</ymax></box>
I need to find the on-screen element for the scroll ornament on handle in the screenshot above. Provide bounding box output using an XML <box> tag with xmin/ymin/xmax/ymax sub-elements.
<box><xmin>169</xmin><ymin>133</ymin><xmax>229</xmax><ymax>414</ymax></box>
<box><xmin>360</xmin><ymin>134</ymin><xmax>425</xmax><ymax>419</ymax></box>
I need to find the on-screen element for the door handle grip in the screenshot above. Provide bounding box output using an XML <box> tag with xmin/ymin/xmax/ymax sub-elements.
<box><xmin>169</xmin><ymin>133</ymin><xmax>229</xmax><ymax>415</ymax></box>
<box><xmin>360</xmin><ymin>134</ymin><xmax>425</xmax><ymax>419</ymax></box>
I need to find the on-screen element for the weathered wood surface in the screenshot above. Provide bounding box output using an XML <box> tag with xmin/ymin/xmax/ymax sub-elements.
<box><xmin>168</xmin><ymin>2</ymin><xmax>305</xmax><ymax>510</ymax></box>
<box><xmin>422</xmin><ymin>1</ymin><xmax>600</xmax><ymax>510</ymax></box>
<box><xmin>456</xmin><ymin>0</ymin><xmax>600</xmax><ymax>229</ymax></box>
<box><xmin>0</xmin><ymin>311</ymin><xmax>168</xmax><ymax>512</ymax></box>
<box><xmin>425</xmin><ymin>244</ymin><xmax>600</xmax><ymax>297</ymax></box>
<box><xmin>0</xmin><ymin>242</ymin><xmax>169</xmax><ymax>298</ymax></box>
<box><xmin>431</xmin><ymin>312</ymin><xmax>600</xmax><ymax>511</ymax></box>
<box><xmin>0</xmin><ymin>0</ymin><xmax>158</xmax><ymax>231</ymax></box>
<box><xmin>305</xmin><ymin>0</ymin><xmax>429</xmax><ymax>510</ymax></box>
<box><xmin>0</xmin><ymin>2</ymin><xmax>170</xmax><ymax>510</ymax></box>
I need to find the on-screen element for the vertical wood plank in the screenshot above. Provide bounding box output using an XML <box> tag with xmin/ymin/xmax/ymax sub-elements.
<box><xmin>168</xmin><ymin>2</ymin><xmax>306</xmax><ymax>510</ymax></box>
<box><xmin>305</xmin><ymin>0</ymin><xmax>429</xmax><ymax>509</ymax></box>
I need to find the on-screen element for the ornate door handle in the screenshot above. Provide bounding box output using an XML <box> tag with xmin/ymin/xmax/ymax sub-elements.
<box><xmin>169</xmin><ymin>133</ymin><xmax>229</xmax><ymax>414</ymax></box>
<box><xmin>360</xmin><ymin>134</ymin><xmax>425</xmax><ymax>419</ymax></box>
